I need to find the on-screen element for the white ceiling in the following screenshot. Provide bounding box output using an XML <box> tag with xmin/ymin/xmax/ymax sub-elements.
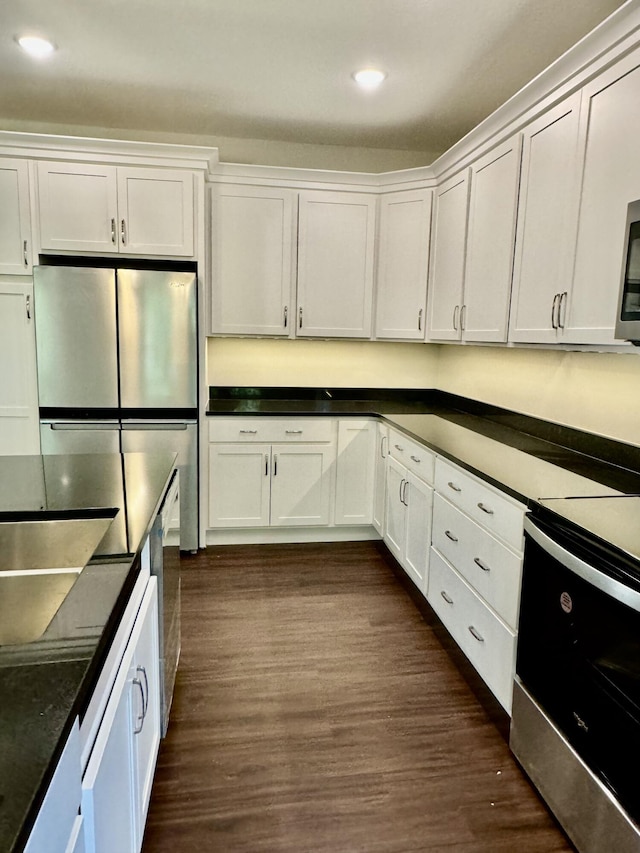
<box><xmin>0</xmin><ymin>0</ymin><xmax>628</xmax><ymax>157</ymax></box>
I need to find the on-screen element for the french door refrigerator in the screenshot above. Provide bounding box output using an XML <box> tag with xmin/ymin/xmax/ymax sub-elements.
<box><xmin>34</xmin><ymin>264</ymin><xmax>198</xmax><ymax>551</ymax></box>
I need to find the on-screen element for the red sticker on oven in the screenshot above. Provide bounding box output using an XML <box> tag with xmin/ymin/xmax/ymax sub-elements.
<box><xmin>560</xmin><ymin>591</ymin><xmax>573</xmax><ymax>613</ymax></box>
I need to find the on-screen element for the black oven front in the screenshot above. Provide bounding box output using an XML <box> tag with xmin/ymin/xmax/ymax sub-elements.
<box><xmin>511</xmin><ymin>509</ymin><xmax>640</xmax><ymax>852</ymax></box>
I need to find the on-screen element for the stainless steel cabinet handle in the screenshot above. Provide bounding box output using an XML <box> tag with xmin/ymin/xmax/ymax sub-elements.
<box><xmin>474</xmin><ymin>557</ymin><xmax>491</xmax><ymax>572</ymax></box>
<box><xmin>410</xmin><ymin>455</ymin><xmax>421</xmax><ymax>463</ymax></box>
<box><xmin>394</xmin><ymin>444</ymin><xmax>403</xmax><ymax>452</ymax></box>
<box><xmin>111</xmin><ymin>218</ymin><xmax>116</xmax><ymax>244</ymax></box>
<box><xmin>477</xmin><ymin>502</ymin><xmax>494</xmax><ymax>515</ymax></box>
<box><xmin>418</xmin><ymin>308</ymin><xmax>423</xmax><ymax>331</ymax></box>
<box><xmin>137</xmin><ymin>665</ymin><xmax>149</xmax><ymax>718</ymax></box>
<box><xmin>299</xmin><ymin>307</ymin><xmax>303</xmax><ymax>329</ymax></box>
<box><xmin>121</xmin><ymin>218</ymin><xmax>127</xmax><ymax>246</ymax></box>
<box><xmin>283</xmin><ymin>305</ymin><xmax>288</xmax><ymax>328</ymax></box>
<box><xmin>285</xmin><ymin>429</ymin><xmax>303</xmax><ymax>434</ymax></box>
<box><xmin>447</xmin><ymin>481</ymin><xmax>462</xmax><ymax>493</ymax></box>
<box><xmin>380</xmin><ymin>434</ymin><xmax>387</xmax><ymax>459</ymax></box>
<box><xmin>273</xmin><ymin>454</ymin><xmax>278</xmax><ymax>476</ymax></box>
<box><xmin>460</xmin><ymin>304</ymin><xmax>466</xmax><ymax>332</ymax></box>
<box><xmin>265</xmin><ymin>453</ymin><xmax>269</xmax><ymax>476</ymax></box>
<box><xmin>453</xmin><ymin>304</ymin><xmax>459</xmax><ymax>331</ymax></box>
<box><xmin>23</xmin><ymin>240</ymin><xmax>28</xmax><ymax>266</ymax></box>
<box><xmin>402</xmin><ymin>480</ymin><xmax>409</xmax><ymax>506</ymax></box>
<box><xmin>559</xmin><ymin>291</ymin><xmax>568</xmax><ymax>329</ymax></box>
<box><xmin>444</xmin><ymin>529</ymin><xmax>458</xmax><ymax>542</ymax></box>
<box><xmin>440</xmin><ymin>590</ymin><xmax>454</xmax><ymax>605</ymax></box>
<box><xmin>399</xmin><ymin>478</ymin><xmax>405</xmax><ymax>504</ymax></box>
<box><xmin>25</xmin><ymin>294</ymin><xmax>31</xmax><ymax>320</ymax></box>
<box><xmin>468</xmin><ymin>625</ymin><xmax>485</xmax><ymax>643</ymax></box>
<box><xmin>240</xmin><ymin>429</ymin><xmax>258</xmax><ymax>434</ymax></box>
<box><xmin>133</xmin><ymin>678</ymin><xmax>145</xmax><ymax>734</ymax></box>
<box><xmin>551</xmin><ymin>293</ymin><xmax>560</xmax><ymax>330</ymax></box>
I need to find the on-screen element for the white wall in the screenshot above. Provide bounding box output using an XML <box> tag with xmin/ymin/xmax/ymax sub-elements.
<box><xmin>207</xmin><ymin>338</ymin><xmax>438</xmax><ymax>389</ymax></box>
<box><xmin>0</xmin><ymin>119</ymin><xmax>438</xmax><ymax>172</ymax></box>
<box><xmin>437</xmin><ymin>345</ymin><xmax>640</xmax><ymax>448</ymax></box>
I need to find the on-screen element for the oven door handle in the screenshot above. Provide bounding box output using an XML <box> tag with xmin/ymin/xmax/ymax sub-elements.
<box><xmin>525</xmin><ymin>517</ymin><xmax>640</xmax><ymax>613</ymax></box>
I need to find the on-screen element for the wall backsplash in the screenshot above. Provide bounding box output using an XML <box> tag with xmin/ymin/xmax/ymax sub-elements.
<box><xmin>206</xmin><ymin>338</ymin><xmax>640</xmax><ymax>448</ymax></box>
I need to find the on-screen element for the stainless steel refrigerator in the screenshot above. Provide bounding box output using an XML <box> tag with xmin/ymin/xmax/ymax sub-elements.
<box><xmin>33</xmin><ymin>264</ymin><xmax>198</xmax><ymax>551</ymax></box>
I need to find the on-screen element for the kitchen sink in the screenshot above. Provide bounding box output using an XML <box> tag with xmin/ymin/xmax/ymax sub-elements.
<box><xmin>0</xmin><ymin>511</ymin><xmax>117</xmax><ymax>646</ymax></box>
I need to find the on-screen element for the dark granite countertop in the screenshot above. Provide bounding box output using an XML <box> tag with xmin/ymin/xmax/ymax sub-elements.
<box><xmin>0</xmin><ymin>451</ymin><xmax>176</xmax><ymax>853</ymax></box>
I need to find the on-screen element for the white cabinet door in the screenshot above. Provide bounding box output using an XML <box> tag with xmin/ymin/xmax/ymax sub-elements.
<box><xmin>0</xmin><ymin>281</ymin><xmax>40</xmax><ymax>455</ymax></box>
<box><xmin>427</xmin><ymin>171</ymin><xmax>470</xmax><ymax>341</ymax></box>
<box><xmin>403</xmin><ymin>472</ymin><xmax>433</xmax><ymax>593</ymax></box>
<box><xmin>117</xmin><ymin>167</ymin><xmax>194</xmax><ymax>257</ymax></box>
<box><xmin>383</xmin><ymin>455</ymin><xmax>406</xmax><ymax>564</ymax></box>
<box><xmin>372</xmin><ymin>422</ymin><xmax>388</xmax><ymax>535</ymax></box>
<box><xmin>334</xmin><ymin>420</ymin><xmax>375</xmax><ymax>525</ymax></box>
<box><xmin>509</xmin><ymin>93</ymin><xmax>583</xmax><ymax>343</ymax></box>
<box><xmin>0</xmin><ymin>158</ymin><xmax>32</xmax><ymax>274</ymax></box>
<box><xmin>463</xmin><ymin>136</ymin><xmax>522</xmax><ymax>342</ymax></box>
<box><xmin>568</xmin><ymin>51</ymin><xmax>640</xmax><ymax>344</ymax></box>
<box><xmin>210</xmin><ymin>185</ymin><xmax>296</xmax><ymax>335</ymax></box>
<box><xmin>82</xmin><ymin>638</ymin><xmax>137</xmax><ymax>853</ymax></box>
<box><xmin>37</xmin><ymin>161</ymin><xmax>119</xmax><ymax>254</ymax></box>
<box><xmin>208</xmin><ymin>444</ymin><xmax>271</xmax><ymax>528</ymax></box>
<box><xmin>297</xmin><ymin>190</ymin><xmax>376</xmax><ymax>338</ymax></box>
<box><xmin>129</xmin><ymin>581</ymin><xmax>160</xmax><ymax>849</ymax></box>
<box><xmin>270</xmin><ymin>444</ymin><xmax>334</xmax><ymax>526</ymax></box>
<box><xmin>375</xmin><ymin>189</ymin><xmax>432</xmax><ymax>340</ymax></box>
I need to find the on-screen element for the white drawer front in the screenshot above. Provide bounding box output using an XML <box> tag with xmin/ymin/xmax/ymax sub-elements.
<box><xmin>388</xmin><ymin>428</ymin><xmax>435</xmax><ymax>484</ymax></box>
<box><xmin>434</xmin><ymin>458</ymin><xmax>526</xmax><ymax>551</ymax></box>
<box><xmin>209</xmin><ymin>417</ymin><xmax>335</xmax><ymax>443</ymax></box>
<box><xmin>427</xmin><ymin>548</ymin><xmax>516</xmax><ymax>713</ymax></box>
<box><xmin>432</xmin><ymin>493</ymin><xmax>523</xmax><ymax>629</ymax></box>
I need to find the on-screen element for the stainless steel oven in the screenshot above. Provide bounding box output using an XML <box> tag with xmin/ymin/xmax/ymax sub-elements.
<box><xmin>511</xmin><ymin>503</ymin><xmax>640</xmax><ymax>853</ymax></box>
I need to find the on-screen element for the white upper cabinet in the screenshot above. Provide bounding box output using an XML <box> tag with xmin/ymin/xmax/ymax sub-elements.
<box><xmin>297</xmin><ymin>190</ymin><xmax>376</xmax><ymax>338</ymax></box>
<box><xmin>567</xmin><ymin>49</ymin><xmax>640</xmax><ymax>345</ymax></box>
<box><xmin>0</xmin><ymin>159</ymin><xmax>32</xmax><ymax>275</ymax></box>
<box><xmin>463</xmin><ymin>136</ymin><xmax>522</xmax><ymax>343</ymax></box>
<box><xmin>374</xmin><ymin>189</ymin><xmax>432</xmax><ymax>340</ymax></box>
<box><xmin>426</xmin><ymin>171</ymin><xmax>470</xmax><ymax>341</ymax></box>
<box><xmin>508</xmin><ymin>93</ymin><xmax>583</xmax><ymax>343</ymax></box>
<box><xmin>37</xmin><ymin>161</ymin><xmax>194</xmax><ymax>257</ymax></box>
<box><xmin>210</xmin><ymin>185</ymin><xmax>296</xmax><ymax>336</ymax></box>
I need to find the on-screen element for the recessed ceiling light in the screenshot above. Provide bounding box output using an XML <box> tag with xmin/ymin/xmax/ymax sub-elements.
<box><xmin>352</xmin><ymin>69</ymin><xmax>387</xmax><ymax>90</ymax></box>
<box><xmin>16</xmin><ymin>35</ymin><xmax>56</xmax><ymax>58</ymax></box>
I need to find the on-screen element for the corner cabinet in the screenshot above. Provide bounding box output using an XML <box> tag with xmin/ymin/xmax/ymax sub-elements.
<box><xmin>296</xmin><ymin>190</ymin><xmax>376</xmax><ymax>338</ymax></box>
<box><xmin>374</xmin><ymin>189</ymin><xmax>432</xmax><ymax>340</ymax></box>
<box><xmin>210</xmin><ymin>185</ymin><xmax>296</xmax><ymax>335</ymax></box>
<box><xmin>0</xmin><ymin>158</ymin><xmax>33</xmax><ymax>275</ymax></box>
<box><xmin>82</xmin><ymin>577</ymin><xmax>160</xmax><ymax>853</ymax></box>
<box><xmin>37</xmin><ymin>162</ymin><xmax>195</xmax><ymax>257</ymax></box>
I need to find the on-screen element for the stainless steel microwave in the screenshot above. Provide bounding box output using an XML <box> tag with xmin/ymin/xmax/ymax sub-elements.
<box><xmin>616</xmin><ymin>200</ymin><xmax>640</xmax><ymax>344</ymax></box>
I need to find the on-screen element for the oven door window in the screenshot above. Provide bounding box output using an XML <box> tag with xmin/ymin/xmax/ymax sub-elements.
<box><xmin>621</xmin><ymin>221</ymin><xmax>640</xmax><ymax>321</ymax></box>
<box><xmin>518</xmin><ymin>532</ymin><xmax>640</xmax><ymax>823</ymax></box>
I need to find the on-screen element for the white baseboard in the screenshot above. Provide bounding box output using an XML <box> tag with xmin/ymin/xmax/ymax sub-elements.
<box><xmin>205</xmin><ymin>526</ymin><xmax>382</xmax><ymax>546</ymax></box>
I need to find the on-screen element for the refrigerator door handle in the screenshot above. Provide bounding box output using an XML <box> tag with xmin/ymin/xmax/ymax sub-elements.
<box><xmin>122</xmin><ymin>423</ymin><xmax>189</xmax><ymax>431</ymax></box>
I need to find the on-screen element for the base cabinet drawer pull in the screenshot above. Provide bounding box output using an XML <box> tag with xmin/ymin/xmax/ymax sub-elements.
<box><xmin>410</xmin><ymin>455</ymin><xmax>421</xmax><ymax>463</ymax></box>
<box><xmin>444</xmin><ymin>529</ymin><xmax>458</xmax><ymax>542</ymax></box>
<box><xmin>394</xmin><ymin>444</ymin><xmax>404</xmax><ymax>452</ymax></box>
<box><xmin>468</xmin><ymin>625</ymin><xmax>485</xmax><ymax>643</ymax></box>
<box><xmin>448</xmin><ymin>481</ymin><xmax>462</xmax><ymax>492</ymax></box>
<box><xmin>240</xmin><ymin>429</ymin><xmax>257</xmax><ymax>434</ymax></box>
<box><xmin>285</xmin><ymin>429</ymin><xmax>303</xmax><ymax>434</ymax></box>
<box><xmin>440</xmin><ymin>590</ymin><xmax>454</xmax><ymax>605</ymax></box>
<box><xmin>477</xmin><ymin>502</ymin><xmax>494</xmax><ymax>515</ymax></box>
<box><xmin>474</xmin><ymin>557</ymin><xmax>491</xmax><ymax>572</ymax></box>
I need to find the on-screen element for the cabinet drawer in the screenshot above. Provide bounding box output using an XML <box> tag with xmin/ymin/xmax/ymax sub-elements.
<box><xmin>427</xmin><ymin>548</ymin><xmax>516</xmax><ymax>713</ymax></box>
<box><xmin>388</xmin><ymin>428</ymin><xmax>435</xmax><ymax>484</ymax></box>
<box><xmin>434</xmin><ymin>458</ymin><xmax>525</xmax><ymax>551</ymax></box>
<box><xmin>209</xmin><ymin>417</ymin><xmax>335</xmax><ymax>443</ymax></box>
<box><xmin>432</xmin><ymin>493</ymin><xmax>522</xmax><ymax>629</ymax></box>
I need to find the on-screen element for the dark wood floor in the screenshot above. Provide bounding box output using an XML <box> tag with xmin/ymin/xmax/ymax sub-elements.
<box><xmin>142</xmin><ymin>541</ymin><xmax>573</xmax><ymax>853</ymax></box>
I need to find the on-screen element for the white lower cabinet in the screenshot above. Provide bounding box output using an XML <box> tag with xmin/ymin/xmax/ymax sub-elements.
<box><xmin>427</xmin><ymin>548</ymin><xmax>516</xmax><ymax>713</ymax></box>
<box><xmin>372</xmin><ymin>422</ymin><xmax>388</xmax><ymax>535</ymax></box>
<box><xmin>334</xmin><ymin>420</ymin><xmax>376</xmax><ymax>525</ymax></box>
<box><xmin>384</xmin><ymin>455</ymin><xmax>434</xmax><ymax>593</ymax></box>
<box><xmin>82</xmin><ymin>578</ymin><xmax>160</xmax><ymax>853</ymax></box>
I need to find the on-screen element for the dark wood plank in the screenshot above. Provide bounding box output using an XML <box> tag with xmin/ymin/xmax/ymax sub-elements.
<box><xmin>143</xmin><ymin>541</ymin><xmax>573</xmax><ymax>852</ymax></box>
